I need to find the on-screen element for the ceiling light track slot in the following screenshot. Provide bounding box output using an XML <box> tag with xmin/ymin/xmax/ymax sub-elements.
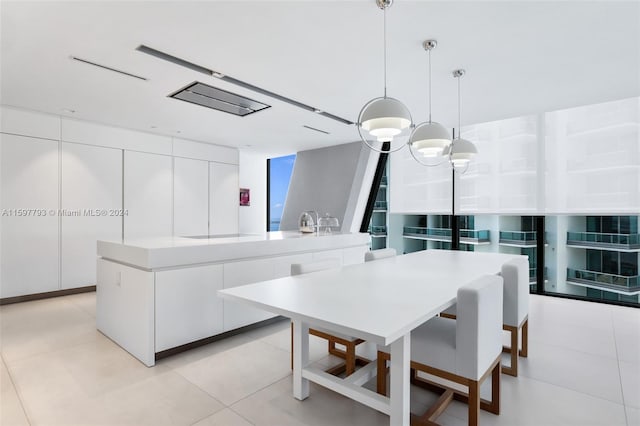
<box><xmin>136</xmin><ymin>44</ymin><xmax>352</xmax><ymax>124</ymax></box>
<box><xmin>302</xmin><ymin>125</ymin><xmax>330</xmax><ymax>135</ymax></box>
<box><xmin>70</xmin><ymin>56</ymin><xmax>148</xmax><ymax>81</ymax></box>
<box><xmin>135</xmin><ymin>45</ymin><xmax>213</xmax><ymax>76</ymax></box>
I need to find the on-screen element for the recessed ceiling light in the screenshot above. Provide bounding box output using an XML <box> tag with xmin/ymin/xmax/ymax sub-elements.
<box><xmin>212</xmin><ymin>72</ymin><xmax>225</xmax><ymax>78</ymax></box>
<box><xmin>150</xmin><ymin>125</ymin><xmax>157</xmax><ymax>129</ymax></box>
<box><xmin>61</xmin><ymin>108</ymin><xmax>76</xmax><ymax>114</ymax></box>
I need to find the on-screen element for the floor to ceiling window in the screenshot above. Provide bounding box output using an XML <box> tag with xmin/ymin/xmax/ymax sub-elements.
<box><xmin>267</xmin><ymin>154</ymin><xmax>296</xmax><ymax>231</ymax></box>
<box><xmin>384</xmin><ymin>96</ymin><xmax>639</xmax><ymax>308</ymax></box>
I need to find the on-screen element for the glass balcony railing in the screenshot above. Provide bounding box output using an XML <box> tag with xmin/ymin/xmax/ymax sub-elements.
<box><xmin>529</xmin><ymin>267</ymin><xmax>548</xmax><ymax>283</ymax></box>
<box><xmin>403</xmin><ymin>227</ymin><xmax>490</xmax><ymax>244</ymax></box>
<box><xmin>373</xmin><ymin>201</ymin><xmax>387</xmax><ymax>210</ymax></box>
<box><xmin>567</xmin><ymin>232</ymin><xmax>640</xmax><ymax>250</ymax></box>
<box><xmin>380</xmin><ymin>176</ymin><xmax>388</xmax><ymax>186</ymax></box>
<box><xmin>567</xmin><ymin>268</ymin><xmax>640</xmax><ymax>293</ymax></box>
<box><xmin>460</xmin><ymin>229</ymin><xmax>490</xmax><ymax>241</ymax></box>
<box><xmin>499</xmin><ymin>231</ymin><xmax>538</xmax><ymax>246</ymax></box>
<box><xmin>369</xmin><ymin>225</ymin><xmax>387</xmax><ymax>236</ymax></box>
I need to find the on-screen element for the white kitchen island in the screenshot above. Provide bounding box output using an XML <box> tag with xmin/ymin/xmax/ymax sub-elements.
<box><xmin>96</xmin><ymin>231</ymin><xmax>370</xmax><ymax>366</ymax></box>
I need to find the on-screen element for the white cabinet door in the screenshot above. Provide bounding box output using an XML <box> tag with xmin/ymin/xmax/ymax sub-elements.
<box><xmin>223</xmin><ymin>258</ymin><xmax>276</xmax><ymax>331</ymax></box>
<box><xmin>96</xmin><ymin>259</ymin><xmax>155</xmax><ymax>366</ymax></box>
<box><xmin>155</xmin><ymin>264</ymin><xmax>224</xmax><ymax>351</ymax></box>
<box><xmin>61</xmin><ymin>142</ymin><xmax>122</xmax><ymax>289</ymax></box>
<box><xmin>272</xmin><ymin>253</ymin><xmax>313</xmax><ymax>278</ymax></box>
<box><xmin>312</xmin><ymin>249</ymin><xmax>344</xmax><ymax>264</ymax></box>
<box><xmin>174</xmin><ymin>157</ymin><xmax>208</xmax><ymax>237</ymax></box>
<box><xmin>124</xmin><ymin>151</ymin><xmax>172</xmax><ymax>239</ymax></box>
<box><xmin>209</xmin><ymin>162</ymin><xmax>238</xmax><ymax>235</ymax></box>
<box><xmin>342</xmin><ymin>246</ymin><xmax>368</xmax><ymax>266</ymax></box>
<box><xmin>0</xmin><ymin>134</ymin><xmax>59</xmax><ymax>297</ymax></box>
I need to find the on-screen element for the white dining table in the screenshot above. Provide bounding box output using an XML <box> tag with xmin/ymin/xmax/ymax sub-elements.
<box><xmin>219</xmin><ymin>249</ymin><xmax>524</xmax><ymax>426</ymax></box>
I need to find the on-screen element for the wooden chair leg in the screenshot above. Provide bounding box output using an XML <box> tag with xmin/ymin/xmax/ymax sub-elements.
<box><xmin>502</xmin><ymin>325</ymin><xmax>518</xmax><ymax>377</ymax></box>
<box><xmin>345</xmin><ymin>343</ymin><xmax>356</xmax><ymax>376</ymax></box>
<box><xmin>468</xmin><ymin>380</ymin><xmax>480</xmax><ymax>426</ymax></box>
<box><xmin>376</xmin><ymin>351</ymin><xmax>388</xmax><ymax>395</ymax></box>
<box><xmin>487</xmin><ymin>361</ymin><xmax>501</xmax><ymax>415</ymax></box>
<box><xmin>520</xmin><ymin>319</ymin><xmax>528</xmax><ymax>357</ymax></box>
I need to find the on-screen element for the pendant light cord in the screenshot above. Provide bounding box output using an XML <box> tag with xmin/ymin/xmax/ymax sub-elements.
<box><xmin>428</xmin><ymin>49</ymin><xmax>432</xmax><ymax>123</ymax></box>
<box><xmin>383</xmin><ymin>7</ymin><xmax>387</xmax><ymax>97</ymax></box>
<box><xmin>457</xmin><ymin>73</ymin><xmax>461</xmax><ymax>139</ymax></box>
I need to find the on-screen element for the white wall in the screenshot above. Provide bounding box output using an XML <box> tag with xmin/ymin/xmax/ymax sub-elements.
<box><xmin>280</xmin><ymin>142</ymin><xmax>369</xmax><ymax>231</ymax></box>
<box><xmin>238</xmin><ymin>150</ymin><xmax>267</xmax><ymax>235</ymax></box>
<box><xmin>0</xmin><ymin>106</ymin><xmax>239</xmax><ymax>298</ymax></box>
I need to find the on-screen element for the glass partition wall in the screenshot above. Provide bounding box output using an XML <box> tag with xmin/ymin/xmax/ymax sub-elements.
<box><xmin>387</xmin><ymin>96</ymin><xmax>639</xmax><ymax>308</ymax></box>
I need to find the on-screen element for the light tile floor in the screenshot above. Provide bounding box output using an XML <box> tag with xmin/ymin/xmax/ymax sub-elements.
<box><xmin>1</xmin><ymin>292</ymin><xmax>638</xmax><ymax>425</ymax></box>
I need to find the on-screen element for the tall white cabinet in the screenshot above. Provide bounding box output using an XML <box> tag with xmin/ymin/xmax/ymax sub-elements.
<box><xmin>61</xmin><ymin>142</ymin><xmax>122</xmax><ymax>289</ymax></box>
<box><xmin>0</xmin><ymin>134</ymin><xmax>59</xmax><ymax>297</ymax></box>
<box><xmin>124</xmin><ymin>151</ymin><xmax>173</xmax><ymax>239</ymax></box>
<box><xmin>173</xmin><ymin>157</ymin><xmax>209</xmax><ymax>236</ymax></box>
<box><xmin>210</xmin><ymin>162</ymin><xmax>239</xmax><ymax>235</ymax></box>
<box><xmin>1</xmin><ymin>106</ymin><xmax>240</xmax><ymax>299</ymax></box>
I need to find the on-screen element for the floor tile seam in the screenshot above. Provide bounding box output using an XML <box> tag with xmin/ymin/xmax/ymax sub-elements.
<box><xmin>226</xmin><ymin>406</ymin><xmax>258</xmax><ymax>426</ymax></box>
<box><xmin>529</xmin><ymin>320</ymin><xmax>616</xmax><ymax>336</ymax></box>
<box><xmin>611</xmin><ymin>317</ymin><xmax>631</xmax><ymax>426</ymax></box>
<box><xmin>256</xmin><ymin>334</ymin><xmax>292</xmax><ymax>353</ymax></box>
<box><xmin>169</xmin><ymin>369</ymin><xmax>228</xmax><ymax>410</ymax></box>
<box><xmin>227</xmin><ymin>374</ymin><xmax>293</xmax><ymax>410</ymax></box>
<box><xmin>254</xmin><ymin>337</ymin><xmax>299</xmax><ymax>361</ymax></box>
<box><xmin>70</xmin><ymin>302</ymin><xmax>96</xmax><ymax>319</ymax></box>
<box><xmin>258</xmin><ymin>335</ymin><xmax>330</xmax><ymax>364</ymax></box>
<box><xmin>527</xmin><ymin>339</ymin><xmax>622</xmax><ymax>362</ymax></box>
<box><xmin>518</xmin><ymin>371</ymin><xmax>625</xmax><ymax>406</ymax></box>
<box><xmin>613</xmin><ymin>328</ymin><xmax>640</xmax><ymax>347</ymax></box>
<box><xmin>1</xmin><ymin>352</ymin><xmax>33</xmax><ymax>425</ymax></box>
<box><xmin>185</xmin><ymin>404</ymin><xmax>229</xmax><ymax>426</ymax></box>
<box><xmin>0</xmin><ymin>333</ymin><xmax>100</xmax><ymax>368</ymax></box>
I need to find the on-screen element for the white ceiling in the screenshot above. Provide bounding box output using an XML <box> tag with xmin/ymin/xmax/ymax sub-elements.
<box><xmin>1</xmin><ymin>1</ymin><xmax>639</xmax><ymax>156</ymax></box>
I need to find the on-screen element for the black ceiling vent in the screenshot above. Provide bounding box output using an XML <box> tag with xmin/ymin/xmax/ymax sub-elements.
<box><xmin>169</xmin><ymin>82</ymin><xmax>270</xmax><ymax>117</ymax></box>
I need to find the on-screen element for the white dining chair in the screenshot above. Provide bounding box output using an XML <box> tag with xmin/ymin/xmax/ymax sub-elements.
<box><xmin>290</xmin><ymin>258</ymin><xmax>367</xmax><ymax>376</ymax></box>
<box><xmin>377</xmin><ymin>274</ymin><xmax>504</xmax><ymax>426</ymax></box>
<box><xmin>364</xmin><ymin>248</ymin><xmax>397</xmax><ymax>262</ymax></box>
<box><xmin>441</xmin><ymin>257</ymin><xmax>529</xmax><ymax>376</ymax></box>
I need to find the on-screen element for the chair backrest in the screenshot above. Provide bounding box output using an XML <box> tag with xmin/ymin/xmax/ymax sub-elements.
<box><xmin>501</xmin><ymin>257</ymin><xmax>530</xmax><ymax>327</ymax></box>
<box><xmin>455</xmin><ymin>274</ymin><xmax>503</xmax><ymax>381</ymax></box>
<box><xmin>290</xmin><ymin>258</ymin><xmax>341</xmax><ymax>276</ymax></box>
<box><xmin>364</xmin><ymin>248</ymin><xmax>397</xmax><ymax>262</ymax></box>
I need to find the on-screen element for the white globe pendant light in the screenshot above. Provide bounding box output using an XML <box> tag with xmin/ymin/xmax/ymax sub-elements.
<box><xmin>360</xmin><ymin>97</ymin><xmax>411</xmax><ymax>143</ymax></box>
<box><xmin>358</xmin><ymin>0</ymin><xmax>412</xmax><ymax>153</ymax></box>
<box><xmin>408</xmin><ymin>40</ymin><xmax>451</xmax><ymax>165</ymax></box>
<box><xmin>448</xmin><ymin>69</ymin><xmax>477</xmax><ymax>172</ymax></box>
<box><xmin>448</xmin><ymin>137</ymin><xmax>478</xmax><ymax>168</ymax></box>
